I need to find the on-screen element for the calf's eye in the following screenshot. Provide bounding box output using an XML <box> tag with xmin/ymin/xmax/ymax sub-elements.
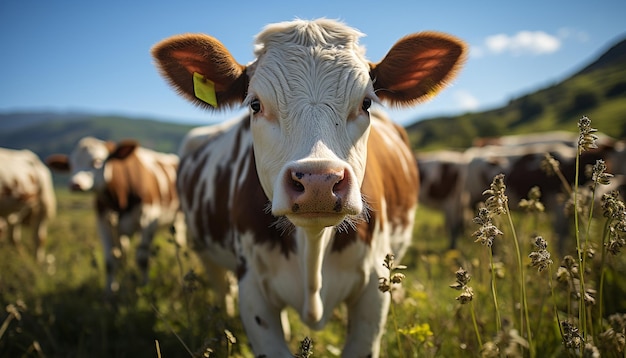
<box><xmin>250</xmin><ymin>99</ymin><xmax>261</xmax><ymax>114</ymax></box>
<box><xmin>362</xmin><ymin>98</ymin><xmax>372</xmax><ymax>111</ymax></box>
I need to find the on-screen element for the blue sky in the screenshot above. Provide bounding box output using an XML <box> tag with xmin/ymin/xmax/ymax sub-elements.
<box><xmin>1</xmin><ymin>0</ymin><xmax>624</xmax><ymax>126</ymax></box>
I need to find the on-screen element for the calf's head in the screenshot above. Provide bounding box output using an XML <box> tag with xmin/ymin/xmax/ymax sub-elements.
<box><xmin>152</xmin><ymin>19</ymin><xmax>465</xmax><ymax>229</ymax></box>
<box><xmin>46</xmin><ymin>137</ymin><xmax>138</xmax><ymax>192</ymax></box>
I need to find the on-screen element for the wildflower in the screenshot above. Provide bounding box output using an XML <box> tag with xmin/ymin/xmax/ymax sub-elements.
<box><xmin>398</xmin><ymin>323</ymin><xmax>434</xmax><ymax>344</ymax></box>
<box><xmin>472</xmin><ymin>208</ymin><xmax>504</xmax><ymax>247</ymax></box>
<box><xmin>483</xmin><ymin>174</ymin><xmax>508</xmax><ymax>216</ymax></box>
<box><xmin>561</xmin><ymin>320</ymin><xmax>583</xmax><ymax>349</ymax></box>
<box><xmin>577</xmin><ymin>116</ymin><xmax>599</xmax><ymax>154</ymax></box>
<box><xmin>528</xmin><ymin>236</ymin><xmax>553</xmax><ymax>272</ymax></box>
<box><xmin>519</xmin><ymin>186</ymin><xmax>545</xmax><ymax>213</ymax></box>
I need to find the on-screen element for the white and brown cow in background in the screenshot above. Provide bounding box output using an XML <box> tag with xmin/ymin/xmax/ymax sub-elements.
<box><xmin>152</xmin><ymin>19</ymin><xmax>466</xmax><ymax>357</ymax></box>
<box><xmin>0</xmin><ymin>148</ymin><xmax>56</xmax><ymax>262</ymax></box>
<box><xmin>46</xmin><ymin>137</ymin><xmax>184</xmax><ymax>293</ymax></box>
<box><xmin>416</xmin><ymin>150</ymin><xmax>468</xmax><ymax>249</ymax></box>
<box><xmin>462</xmin><ymin>138</ymin><xmax>616</xmax><ymax>254</ymax></box>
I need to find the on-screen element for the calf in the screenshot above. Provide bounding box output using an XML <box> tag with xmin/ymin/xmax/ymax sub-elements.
<box><xmin>0</xmin><ymin>148</ymin><xmax>56</xmax><ymax>262</ymax></box>
<box><xmin>153</xmin><ymin>19</ymin><xmax>465</xmax><ymax>357</ymax></box>
<box><xmin>46</xmin><ymin>137</ymin><xmax>184</xmax><ymax>293</ymax></box>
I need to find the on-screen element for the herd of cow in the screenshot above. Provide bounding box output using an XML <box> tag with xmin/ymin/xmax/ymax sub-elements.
<box><xmin>418</xmin><ymin>131</ymin><xmax>626</xmax><ymax>253</ymax></box>
<box><xmin>1</xmin><ymin>19</ymin><xmax>624</xmax><ymax>357</ymax></box>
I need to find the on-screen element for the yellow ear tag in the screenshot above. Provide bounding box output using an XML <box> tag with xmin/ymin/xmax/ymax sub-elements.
<box><xmin>193</xmin><ymin>72</ymin><xmax>218</xmax><ymax>108</ymax></box>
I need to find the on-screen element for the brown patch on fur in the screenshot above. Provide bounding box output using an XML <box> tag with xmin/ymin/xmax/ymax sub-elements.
<box><xmin>96</xmin><ymin>148</ymin><xmax>177</xmax><ymax>214</ymax></box>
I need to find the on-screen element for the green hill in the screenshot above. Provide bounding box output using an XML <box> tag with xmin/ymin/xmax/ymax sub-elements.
<box><xmin>406</xmin><ymin>36</ymin><xmax>626</xmax><ymax>151</ymax></box>
<box><xmin>0</xmin><ymin>114</ymin><xmax>196</xmax><ymax>159</ymax></box>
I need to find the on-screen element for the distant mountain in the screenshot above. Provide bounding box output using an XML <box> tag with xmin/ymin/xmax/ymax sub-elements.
<box><xmin>0</xmin><ymin>113</ymin><xmax>196</xmax><ymax>160</ymax></box>
<box><xmin>406</xmin><ymin>35</ymin><xmax>626</xmax><ymax>151</ymax></box>
<box><xmin>576</xmin><ymin>35</ymin><xmax>626</xmax><ymax>75</ymax></box>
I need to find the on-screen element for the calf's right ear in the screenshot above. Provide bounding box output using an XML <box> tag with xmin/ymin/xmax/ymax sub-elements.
<box><xmin>151</xmin><ymin>34</ymin><xmax>249</xmax><ymax>110</ymax></box>
<box><xmin>45</xmin><ymin>154</ymin><xmax>70</xmax><ymax>172</ymax></box>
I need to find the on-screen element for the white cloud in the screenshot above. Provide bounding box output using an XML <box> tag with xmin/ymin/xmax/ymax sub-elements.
<box><xmin>454</xmin><ymin>90</ymin><xmax>479</xmax><ymax>111</ymax></box>
<box><xmin>484</xmin><ymin>31</ymin><xmax>561</xmax><ymax>56</ymax></box>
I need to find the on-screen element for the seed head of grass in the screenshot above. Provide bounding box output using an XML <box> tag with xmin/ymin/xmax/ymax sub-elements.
<box><xmin>584</xmin><ymin>343</ymin><xmax>601</xmax><ymax>358</ymax></box>
<box><xmin>601</xmin><ymin>190</ymin><xmax>626</xmax><ymax>223</ymax></box>
<box><xmin>606</xmin><ymin>226</ymin><xmax>626</xmax><ymax>255</ymax></box>
<box><xmin>528</xmin><ymin>236</ymin><xmax>553</xmax><ymax>273</ymax></box>
<box><xmin>295</xmin><ymin>337</ymin><xmax>314</xmax><ymax>358</ymax></box>
<box><xmin>564</xmin><ymin>187</ymin><xmax>593</xmax><ymax>217</ymax></box>
<box><xmin>597</xmin><ymin>313</ymin><xmax>626</xmax><ymax>353</ymax></box>
<box><xmin>483</xmin><ymin>173</ymin><xmax>508</xmax><ymax>216</ymax></box>
<box><xmin>541</xmin><ymin>153</ymin><xmax>561</xmax><ymax>176</ymax></box>
<box><xmin>481</xmin><ymin>341</ymin><xmax>500</xmax><ymax>357</ymax></box>
<box><xmin>577</xmin><ymin>116</ymin><xmax>599</xmax><ymax>154</ymax></box>
<box><xmin>449</xmin><ymin>267</ymin><xmax>474</xmax><ymax>304</ymax></box>
<box><xmin>561</xmin><ymin>320</ymin><xmax>583</xmax><ymax>349</ymax></box>
<box><xmin>494</xmin><ymin>329</ymin><xmax>529</xmax><ymax>357</ymax></box>
<box><xmin>519</xmin><ymin>186</ymin><xmax>545</xmax><ymax>213</ymax></box>
<box><xmin>472</xmin><ymin>208</ymin><xmax>504</xmax><ymax>247</ymax></box>
<box><xmin>378</xmin><ymin>253</ymin><xmax>407</xmax><ymax>293</ymax></box>
<box><xmin>588</xmin><ymin>159</ymin><xmax>613</xmax><ymax>186</ymax></box>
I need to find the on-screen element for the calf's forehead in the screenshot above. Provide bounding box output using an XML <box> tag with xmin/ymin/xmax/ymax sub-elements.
<box><xmin>247</xmin><ymin>20</ymin><xmax>373</xmax><ymax>115</ymax></box>
<box><xmin>71</xmin><ymin>138</ymin><xmax>108</xmax><ymax>165</ymax></box>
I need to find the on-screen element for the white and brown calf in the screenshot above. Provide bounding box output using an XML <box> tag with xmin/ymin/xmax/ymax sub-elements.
<box><xmin>46</xmin><ymin>137</ymin><xmax>184</xmax><ymax>293</ymax></box>
<box><xmin>153</xmin><ymin>19</ymin><xmax>465</xmax><ymax>357</ymax></box>
<box><xmin>0</xmin><ymin>148</ymin><xmax>56</xmax><ymax>262</ymax></box>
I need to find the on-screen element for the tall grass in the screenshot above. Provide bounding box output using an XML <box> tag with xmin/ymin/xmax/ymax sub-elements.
<box><xmin>1</xmin><ymin>117</ymin><xmax>624</xmax><ymax>357</ymax></box>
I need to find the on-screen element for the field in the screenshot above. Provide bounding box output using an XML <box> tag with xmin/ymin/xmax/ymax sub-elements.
<box><xmin>1</xmin><ymin>163</ymin><xmax>626</xmax><ymax>357</ymax></box>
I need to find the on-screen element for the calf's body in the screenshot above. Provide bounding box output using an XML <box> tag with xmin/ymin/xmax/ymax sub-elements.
<box><xmin>0</xmin><ymin>148</ymin><xmax>56</xmax><ymax>262</ymax></box>
<box><xmin>153</xmin><ymin>19</ymin><xmax>465</xmax><ymax>357</ymax></box>
<box><xmin>46</xmin><ymin>137</ymin><xmax>184</xmax><ymax>293</ymax></box>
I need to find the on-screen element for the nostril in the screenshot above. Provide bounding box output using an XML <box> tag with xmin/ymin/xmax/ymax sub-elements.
<box><xmin>290</xmin><ymin>172</ymin><xmax>306</xmax><ymax>193</ymax></box>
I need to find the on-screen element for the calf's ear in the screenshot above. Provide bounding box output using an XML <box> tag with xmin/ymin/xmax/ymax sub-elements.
<box><xmin>152</xmin><ymin>34</ymin><xmax>248</xmax><ymax>110</ymax></box>
<box><xmin>370</xmin><ymin>32</ymin><xmax>467</xmax><ymax>107</ymax></box>
<box><xmin>109</xmin><ymin>140</ymin><xmax>139</xmax><ymax>160</ymax></box>
<box><xmin>45</xmin><ymin>154</ymin><xmax>70</xmax><ymax>172</ymax></box>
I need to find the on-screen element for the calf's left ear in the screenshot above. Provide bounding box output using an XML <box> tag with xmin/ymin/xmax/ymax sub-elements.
<box><xmin>152</xmin><ymin>34</ymin><xmax>248</xmax><ymax>110</ymax></box>
<box><xmin>109</xmin><ymin>140</ymin><xmax>139</xmax><ymax>160</ymax></box>
<box><xmin>45</xmin><ymin>154</ymin><xmax>70</xmax><ymax>172</ymax></box>
<box><xmin>370</xmin><ymin>32</ymin><xmax>467</xmax><ymax>107</ymax></box>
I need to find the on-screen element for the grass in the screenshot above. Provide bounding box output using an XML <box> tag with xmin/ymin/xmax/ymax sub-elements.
<box><xmin>1</xmin><ymin>118</ymin><xmax>625</xmax><ymax>357</ymax></box>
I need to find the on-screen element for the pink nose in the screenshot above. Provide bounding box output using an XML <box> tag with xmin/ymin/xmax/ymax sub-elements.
<box><xmin>284</xmin><ymin>168</ymin><xmax>350</xmax><ymax>213</ymax></box>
